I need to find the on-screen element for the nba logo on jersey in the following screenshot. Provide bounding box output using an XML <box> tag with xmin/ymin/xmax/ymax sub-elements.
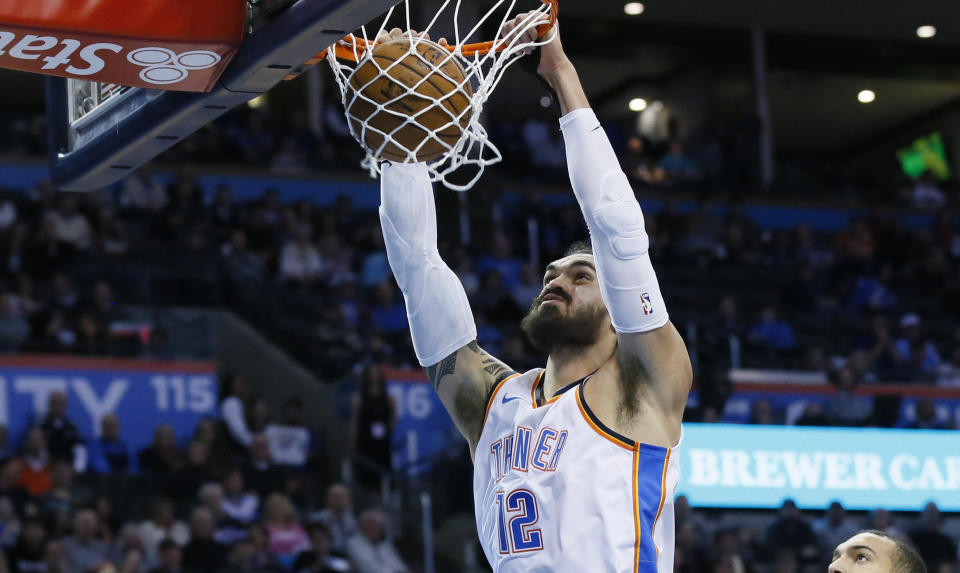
<box><xmin>641</xmin><ymin>293</ymin><xmax>653</xmax><ymax>315</ymax></box>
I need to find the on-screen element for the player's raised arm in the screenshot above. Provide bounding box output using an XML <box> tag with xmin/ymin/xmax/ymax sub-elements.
<box><xmin>507</xmin><ymin>16</ymin><xmax>692</xmax><ymax>418</ymax></box>
<box><xmin>378</xmin><ymin>162</ymin><xmax>516</xmax><ymax>457</ymax></box>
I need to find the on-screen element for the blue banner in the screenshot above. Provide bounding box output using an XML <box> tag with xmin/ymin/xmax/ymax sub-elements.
<box><xmin>677</xmin><ymin>423</ymin><xmax>960</xmax><ymax>511</ymax></box>
<box><xmin>386</xmin><ymin>375</ymin><xmax>460</xmax><ymax>475</ymax></box>
<box><xmin>0</xmin><ymin>356</ymin><xmax>218</xmax><ymax>461</ymax></box>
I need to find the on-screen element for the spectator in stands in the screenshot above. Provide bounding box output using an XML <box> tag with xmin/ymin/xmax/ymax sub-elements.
<box><xmin>50</xmin><ymin>274</ymin><xmax>81</xmax><ymax>318</ymax></box>
<box><xmin>39</xmin><ymin>461</ymin><xmax>79</xmax><ymax>521</ymax></box>
<box><xmin>120</xmin><ymin>169</ymin><xmax>168</xmax><ymax>212</ymax></box>
<box><xmin>313</xmin><ymin>484</ymin><xmax>358</xmax><ymax>558</ymax></box>
<box><xmin>170</xmin><ymin>441</ymin><xmax>214</xmax><ymax>502</ymax></box>
<box><xmin>766</xmin><ymin>499</ymin><xmax>819</xmax><ymax>564</ymax></box>
<box><xmin>221</xmin><ymin>469</ymin><xmax>259</xmax><ymax>528</ymax></box>
<box><xmin>265</xmin><ymin>397</ymin><xmax>313</xmax><ymax>470</ymax></box>
<box><xmin>94</xmin><ymin>496</ymin><xmax>120</xmax><ymax>543</ymax></box>
<box><xmin>89</xmin><ymin>281</ymin><xmax>124</xmax><ymax>330</ymax></box>
<box><xmin>869</xmin><ymin>508</ymin><xmax>909</xmax><ymax>542</ymax></box>
<box><xmin>198</xmin><ymin>483</ymin><xmax>233</xmax><ymax>545</ymax></box>
<box><xmin>209</xmin><ymin>184</ymin><xmax>240</xmax><ymax>230</ymax></box>
<box><xmin>44</xmin><ymin>539</ymin><xmax>70</xmax><ymax>573</ymax></box>
<box><xmin>40</xmin><ymin>390</ymin><xmax>82</xmax><ymax>465</ymax></box>
<box><xmin>279</xmin><ymin>225</ymin><xmax>323</xmax><ymax>287</ymax></box>
<box><xmin>45</xmin><ymin>195</ymin><xmax>92</xmax><ymax>251</ymax></box>
<box><xmin>220</xmin><ymin>535</ymin><xmax>277</xmax><ymax>573</ymax></box>
<box><xmin>262</xmin><ymin>493</ymin><xmax>310</xmax><ymax>567</ymax></box>
<box><xmin>0</xmin><ymin>196</ymin><xmax>17</xmax><ymax>232</ymax></box>
<box><xmin>346</xmin><ymin>509</ymin><xmax>408</xmax><ymax>573</ymax></box>
<box><xmin>898</xmin><ymin>398</ymin><xmax>950</xmax><ymax>430</ymax></box>
<box><xmin>476</xmin><ymin>233</ymin><xmax>525</xmax><ymax>290</ymax></box>
<box><xmin>148</xmin><ymin>539</ymin><xmax>182</xmax><ymax>573</ymax></box>
<box><xmin>748</xmin><ymin>399</ymin><xmax>776</xmax><ymax>425</ymax></box>
<box><xmin>623</xmin><ymin>135</ymin><xmax>663</xmax><ymax>184</ymax></box>
<box><xmin>63</xmin><ymin>509</ymin><xmax>111</xmax><ymax>572</ymax></box>
<box><xmin>139</xmin><ymin>498</ymin><xmax>190</xmax><ymax>561</ymax></box>
<box><xmin>219</xmin><ymin>374</ymin><xmax>253</xmax><ymax>454</ymax></box>
<box><xmin>794</xmin><ymin>402</ymin><xmax>828</xmax><ymax>426</ymax></box>
<box><xmin>17</xmin><ymin>428</ymin><xmax>51</xmax><ymax>497</ymax></box>
<box><xmin>112</xmin><ymin>524</ymin><xmax>151</xmax><ymax>571</ymax></box>
<box><xmin>292</xmin><ymin>522</ymin><xmax>352</xmax><ymax>573</ymax></box>
<box><xmin>349</xmin><ymin>363</ymin><xmax>395</xmax><ymax>492</ymax></box>
<box><xmin>673</xmin><ymin>521</ymin><xmax>710</xmax><ymax>573</ymax></box>
<box><xmin>894</xmin><ymin>314</ymin><xmax>941</xmax><ymax>377</ymax></box>
<box><xmin>181</xmin><ymin>507</ymin><xmax>225</xmax><ymax>573</ymax></box>
<box><xmin>0</xmin><ymin>497</ymin><xmax>19</xmax><ymax>547</ymax></box>
<box><xmin>825</xmin><ymin>368</ymin><xmax>873</xmax><ymax>426</ymax></box>
<box><xmin>935</xmin><ymin>347</ymin><xmax>960</xmax><ymax>387</ymax></box>
<box><xmin>367</xmin><ymin>282</ymin><xmax>408</xmax><ymax>334</ymax></box>
<box><xmin>0</xmin><ymin>460</ymin><xmax>27</xmax><ymax>514</ymax></box>
<box><xmin>191</xmin><ymin>418</ymin><xmax>217</xmax><ymax>452</ymax></box>
<box><xmin>658</xmin><ymin>139</ymin><xmax>702</xmax><ymax>182</ymax></box>
<box><xmin>221</xmin><ymin>229</ymin><xmax>267</xmax><ymax>281</ymax></box>
<box><xmin>911</xmin><ymin>173</ymin><xmax>946</xmax><ymax>209</ymax></box>
<box><xmin>711</xmin><ymin>528</ymin><xmax>753</xmax><ymax>573</ymax></box>
<box><xmin>138</xmin><ymin>425</ymin><xmax>179</xmax><ymax>476</ymax></box>
<box><xmin>242</xmin><ymin>434</ymin><xmax>284</xmax><ymax>501</ymax></box>
<box><xmin>248</xmin><ymin>397</ymin><xmax>271</xmax><ymax>435</ymax></box>
<box><xmin>5</xmin><ymin>519</ymin><xmax>47</xmax><ymax>573</ymax></box>
<box><xmin>812</xmin><ymin>502</ymin><xmax>860</xmax><ymax>562</ymax></box>
<box><xmin>909</xmin><ymin>503</ymin><xmax>958</xmax><ymax>571</ymax></box>
<box><xmin>0</xmin><ymin>426</ymin><xmax>11</xmax><ymax>467</ymax></box>
<box><xmin>271</xmin><ymin>136</ymin><xmax>309</xmax><ymax>174</ymax></box>
<box><xmin>89</xmin><ymin>413</ymin><xmax>133</xmax><ymax>474</ymax></box>
<box><xmin>747</xmin><ymin>305</ymin><xmax>796</xmax><ymax>351</ymax></box>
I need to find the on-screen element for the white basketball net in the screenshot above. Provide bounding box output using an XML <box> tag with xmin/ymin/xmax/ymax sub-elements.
<box><xmin>325</xmin><ymin>0</ymin><xmax>557</xmax><ymax>191</ymax></box>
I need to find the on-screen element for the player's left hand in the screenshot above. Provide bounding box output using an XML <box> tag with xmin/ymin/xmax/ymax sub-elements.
<box><xmin>500</xmin><ymin>11</ymin><xmax>551</xmax><ymax>55</ymax></box>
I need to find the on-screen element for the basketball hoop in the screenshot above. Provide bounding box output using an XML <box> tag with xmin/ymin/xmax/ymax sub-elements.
<box><xmin>323</xmin><ymin>0</ymin><xmax>558</xmax><ymax>191</ymax></box>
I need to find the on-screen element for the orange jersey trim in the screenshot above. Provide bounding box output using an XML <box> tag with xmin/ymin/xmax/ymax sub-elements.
<box><xmin>632</xmin><ymin>444</ymin><xmax>642</xmax><ymax>573</ymax></box>
<box><xmin>574</xmin><ymin>388</ymin><xmax>634</xmax><ymax>451</ymax></box>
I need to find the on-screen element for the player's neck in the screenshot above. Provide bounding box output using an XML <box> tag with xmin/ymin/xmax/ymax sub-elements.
<box><xmin>543</xmin><ymin>342</ymin><xmax>614</xmax><ymax>399</ymax></box>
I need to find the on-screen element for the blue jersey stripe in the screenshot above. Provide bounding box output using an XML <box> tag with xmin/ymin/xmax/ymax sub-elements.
<box><xmin>635</xmin><ymin>444</ymin><xmax>668</xmax><ymax>566</ymax></box>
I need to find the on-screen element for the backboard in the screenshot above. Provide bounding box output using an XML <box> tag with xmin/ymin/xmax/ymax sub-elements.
<box><xmin>46</xmin><ymin>0</ymin><xmax>401</xmax><ymax>191</ymax></box>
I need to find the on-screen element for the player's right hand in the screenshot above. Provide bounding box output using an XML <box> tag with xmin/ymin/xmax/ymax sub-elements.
<box><xmin>376</xmin><ymin>27</ymin><xmax>449</xmax><ymax>47</ymax></box>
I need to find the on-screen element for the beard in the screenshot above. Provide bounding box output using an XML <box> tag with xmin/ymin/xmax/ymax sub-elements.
<box><xmin>520</xmin><ymin>295</ymin><xmax>608</xmax><ymax>354</ymax></box>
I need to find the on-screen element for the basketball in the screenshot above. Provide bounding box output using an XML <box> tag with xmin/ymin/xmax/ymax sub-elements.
<box><xmin>345</xmin><ymin>38</ymin><xmax>473</xmax><ymax>163</ymax></box>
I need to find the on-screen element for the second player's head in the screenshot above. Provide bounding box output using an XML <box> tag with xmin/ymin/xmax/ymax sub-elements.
<box><xmin>521</xmin><ymin>241</ymin><xmax>615</xmax><ymax>354</ymax></box>
<box><xmin>828</xmin><ymin>530</ymin><xmax>925</xmax><ymax>573</ymax></box>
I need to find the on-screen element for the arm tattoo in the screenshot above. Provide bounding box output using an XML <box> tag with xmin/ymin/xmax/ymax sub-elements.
<box><xmin>425</xmin><ymin>353</ymin><xmax>458</xmax><ymax>391</ymax></box>
<box><xmin>469</xmin><ymin>340</ymin><xmax>516</xmax><ymax>384</ymax></box>
<box><xmin>425</xmin><ymin>340</ymin><xmax>516</xmax><ymax>393</ymax></box>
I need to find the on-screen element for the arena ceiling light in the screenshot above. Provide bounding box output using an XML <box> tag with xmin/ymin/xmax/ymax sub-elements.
<box><xmin>629</xmin><ymin>98</ymin><xmax>648</xmax><ymax>111</ymax></box>
<box><xmin>623</xmin><ymin>2</ymin><xmax>645</xmax><ymax>16</ymax></box>
<box><xmin>917</xmin><ymin>25</ymin><xmax>937</xmax><ymax>38</ymax></box>
<box><xmin>857</xmin><ymin>89</ymin><xmax>876</xmax><ymax>104</ymax></box>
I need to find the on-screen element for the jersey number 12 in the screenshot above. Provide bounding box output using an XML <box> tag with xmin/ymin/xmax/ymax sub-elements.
<box><xmin>495</xmin><ymin>489</ymin><xmax>543</xmax><ymax>553</ymax></box>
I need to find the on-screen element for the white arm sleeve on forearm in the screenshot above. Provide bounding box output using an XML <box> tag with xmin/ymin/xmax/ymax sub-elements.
<box><xmin>560</xmin><ymin>108</ymin><xmax>669</xmax><ymax>333</ymax></box>
<box><xmin>379</xmin><ymin>162</ymin><xmax>477</xmax><ymax>366</ymax></box>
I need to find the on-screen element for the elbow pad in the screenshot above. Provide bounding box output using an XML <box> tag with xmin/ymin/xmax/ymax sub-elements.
<box><xmin>560</xmin><ymin>108</ymin><xmax>669</xmax><ymax>333</ymax></box>
<box><xmin>379</xmin><ymin>162</ymin><xmax>477</xmax><ymax>365</ymax></box>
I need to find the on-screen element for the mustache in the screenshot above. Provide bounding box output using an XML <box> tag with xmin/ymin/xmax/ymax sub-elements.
<box><xmin>535</xmin><ymin>287</ymin><xmax>570</xmax><ymax>305</ymax></box>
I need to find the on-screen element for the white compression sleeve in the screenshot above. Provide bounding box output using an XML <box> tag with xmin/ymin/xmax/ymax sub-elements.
<box><xmin>379</xmin><ymin>162</ymin><xmax>477</xmax><ymax>366</ymax></box>
<box><xmin>559</xmin><ymin>107</ymin><xmax>669</xmax><ymax>333</ymax></box>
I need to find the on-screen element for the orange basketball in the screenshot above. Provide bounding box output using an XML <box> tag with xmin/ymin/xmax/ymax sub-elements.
<box><xmin>346</xmin><ymin>38</ymin><xmax>473</xmax><ymax>163</ymax></box>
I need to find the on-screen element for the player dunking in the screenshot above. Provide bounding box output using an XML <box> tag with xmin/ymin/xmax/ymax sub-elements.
<box><xmin>375</xmin><ymin>13</ymin><xmax>692</xmax><ymax>573</ymax></box>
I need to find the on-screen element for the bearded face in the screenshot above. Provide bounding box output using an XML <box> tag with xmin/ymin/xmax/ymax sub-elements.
<box><xmin>521</xmin><ymin>283</ymin><xmax>608</xmax><ymax>354</ymax></box>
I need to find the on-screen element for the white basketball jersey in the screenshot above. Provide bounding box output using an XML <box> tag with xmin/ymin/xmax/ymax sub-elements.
<box><xmin>473</xmin><ymin>368</ymin><xmax>681</xmax><ymax>573</ymax></box>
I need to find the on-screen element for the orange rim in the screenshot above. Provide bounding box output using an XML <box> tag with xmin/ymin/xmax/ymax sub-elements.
<box><xmin>317</xmin><ymin>0</ymin><xmax>558</xmax><ymax>62</ymax></box>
